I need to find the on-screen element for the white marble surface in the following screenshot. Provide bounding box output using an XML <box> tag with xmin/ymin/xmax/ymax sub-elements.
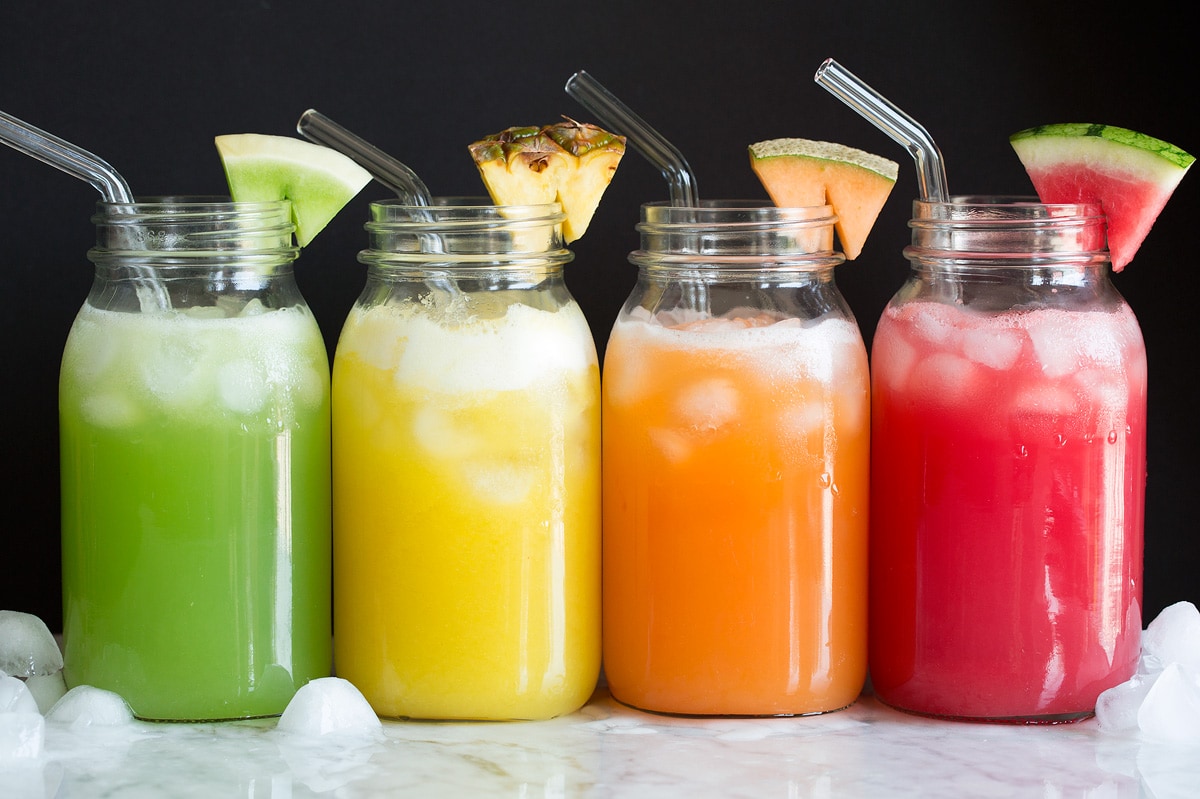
<box><xmin>3</xmin><ymin>684</ymin><xmax>1196</xmax><ymax>799</ymax></box>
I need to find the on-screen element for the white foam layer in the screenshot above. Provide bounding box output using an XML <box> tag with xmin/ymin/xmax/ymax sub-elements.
<box><xmin>62</xmin><ymin>303</ymin><xmax>327</xmax><ymax>425</ymax></box>
<box><xmin>611</xmin><ymin>308</ymin><xmax>864</xmax><ymax>384</ymax></box>
<box><xmin>341</xmin><ymin>300</ymin><xmax>596</xmax><ymax>394</ymax></box>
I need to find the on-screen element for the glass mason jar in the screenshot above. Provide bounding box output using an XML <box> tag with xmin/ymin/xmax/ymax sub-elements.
<box><xmin>869</xmin><ymin>196</ymin><xmax>1146</xmax><ymax>722</ymax></box>
<box><xmin>60</xmin><ymin>198</ymin><xmax>332</xmax><ymax>721</ymax></box>
<box><xmin>332</xmin><ymin>199</ymin><xmax>601</xmax><ymax>720</ymax></box>
<box><xmin>602</xmin><ymin>201</ymin><xmax>870</xmax><ymax>716</ymax></box>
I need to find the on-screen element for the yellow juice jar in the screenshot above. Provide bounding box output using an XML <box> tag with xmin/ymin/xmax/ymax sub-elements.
<box><xmin>332</xmin><ymin>199</ymin><xmax>601</xmax><ymax>719</ymax></box>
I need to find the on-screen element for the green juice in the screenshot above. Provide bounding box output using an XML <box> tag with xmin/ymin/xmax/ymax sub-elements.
<box><xmin>59</xmin><ymin>301</ymin><xmax>331</xmax><ymax>720</ymax></box>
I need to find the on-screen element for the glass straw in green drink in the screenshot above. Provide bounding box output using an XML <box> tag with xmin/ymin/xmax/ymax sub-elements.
<box><xmin>565</xmin><ymin>70</ymin><xmax>699</xmax><ymax>207</ymax></box>
<box><xmin>813</xmin><ymin>58</ymin><xmax>949</xmax><ymax>202</ymax></box>
<box><xmin>0</xmin><ymin>108</ymin><xmax>170</xmax><ymax>310</ymax></box>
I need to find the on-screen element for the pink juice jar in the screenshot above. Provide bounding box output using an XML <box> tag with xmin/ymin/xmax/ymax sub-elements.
<box><xmin>868</xmin><ymin>197</ymin><xmax>1146</xmax><ymax>722</ymax></box>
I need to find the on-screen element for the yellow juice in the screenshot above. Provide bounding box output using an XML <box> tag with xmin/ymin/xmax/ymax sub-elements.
<box><xmin>332</xmin><ymin>298</ymin><xmax>601</xmax><ymax>719</ymax></box>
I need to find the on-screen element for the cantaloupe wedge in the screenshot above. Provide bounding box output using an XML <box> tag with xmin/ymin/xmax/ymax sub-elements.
<box><xmin>749</xmin><ymin>138</ymin><xmax>899</xmax><ymax>260</ymax></box>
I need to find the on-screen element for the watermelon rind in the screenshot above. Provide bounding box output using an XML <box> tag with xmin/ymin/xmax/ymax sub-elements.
<box><xmin>1010</xmin><ymin>123</ymin><xmax>1194</xmax><ymax>171</ymax></box>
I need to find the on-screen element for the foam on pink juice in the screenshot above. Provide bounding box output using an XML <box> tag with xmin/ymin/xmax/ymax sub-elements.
<box><xmin>869</xmin><ymin>299</ymin><xmax>1146</xmax><ymax>720</ymax></box>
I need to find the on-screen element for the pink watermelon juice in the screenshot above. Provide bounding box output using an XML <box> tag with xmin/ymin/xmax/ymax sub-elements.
<box><xmin>869</xmin><ymin>295</ymin><xmax>1146</xmax><ymax>720</ymax></box>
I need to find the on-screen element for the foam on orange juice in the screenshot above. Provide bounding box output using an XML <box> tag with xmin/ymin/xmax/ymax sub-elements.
<box><xmin>602</xmin><ymin>307</ymin><xmax>869</xmax><ymax>715</ymax></box>
<box><xmin>332</xmin><ymin>296</ymin><xmax>601</xmax><ymax>720</ymax></box>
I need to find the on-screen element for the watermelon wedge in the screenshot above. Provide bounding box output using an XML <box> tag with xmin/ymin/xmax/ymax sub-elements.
<box><xmin>1010</xmin><ymin>123</ymin><xmax>1193</xmax><ymax>271</ymax></box>
<box><xmin>749</xmin><ymin>138</ymin><xmax>899</xmax><ymax>260</ymax></box>
<box><xmin>215</xmin><ymin>134</ymin><xmax>373</xmax><ymax>247</ymax></box>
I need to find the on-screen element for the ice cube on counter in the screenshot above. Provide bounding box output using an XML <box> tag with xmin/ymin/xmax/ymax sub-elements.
<box><xmin>276</xmin><ymin>677</ymin><xmax>381</xmax><ymax>738</ymax></box>
<box><xmin>0</xmin><ymin>610</ymin><xmax>64</xmax><ymax>678</ymax></box>
<box><xmin>1096</xmin><ymin>600</ymin><xmax>1200</xmax><ymax>745</ymax></box>
<box><xmin>1142</xmin><ymin>600</ymin><xmax>1200</xmax><ymax>672</ymax></box>
<box><xmin>1</xmin><ymin>673</ymin><xmax>40</xmax><ymax>715</ymax></box>
<box><xmin>24</xmin><ymin>671</ymin><xmax>68</xmax><ymax>714</ymax></box>
<box><xmin>0</xmin><ymin>711</ymin><xmax>44</xmax><ymax>762</ymax></box>
<box><xmin>46</xmin><ymin>686</ymin><xmax>134</xmax><ymax>728</ymax></box>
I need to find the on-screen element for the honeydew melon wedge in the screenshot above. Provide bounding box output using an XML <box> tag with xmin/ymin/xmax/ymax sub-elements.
<box><xmin>749</xmin><ymin>138</ymin><xmax>899</xmax><ymax>260</ymax></box>
<box><xmin>215</xmin><ymin>134</ymin><xmax>373</xmax><ymax>247</ymax></box>
<box><xmin>1010</xmin><ymin>123</ymin><xmax>1193</xmax><ymax>271</ymax></box>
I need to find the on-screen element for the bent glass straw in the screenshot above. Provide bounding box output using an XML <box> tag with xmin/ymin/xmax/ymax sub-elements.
<box><xmin>813</xmin><ymin>58</ymin><xmax>949</xmax><ymax>203</ymax></box>
<box><xmin>297</xmin><ymin>108</ymin><xmax>433</xmax><ymax>205</ymax></box>
<box><xmin>565</xmin><ymin>70</ymin><xmax>699</xmax><ymax>207</ymax></box>
<box><xmin>1</xmin><ymin>109</ymin><xmax>134</xmax><ymax>203</ymax></box>
<box><xmin>1</xmin><ymin>108</ymin><xmax>170</xmax><ymax>310</ymax></box>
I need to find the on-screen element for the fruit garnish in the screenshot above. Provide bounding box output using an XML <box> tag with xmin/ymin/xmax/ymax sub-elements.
<box><xmin>1009</xmin><ymin>123</ymin><xmax>1194</xmax><ymax>271</ymax></box>
<box><xmin>215</xmin><ymin>133</ymin><xmax>373</xmax><ymax>247</ymax></box>
<box><xmin>469</xmin><ymin>119</ymin><xmax>625</xmax><ymax>243</ymax></box>
<box><xmin>748</xmin><ymin>138</ymin><xmax>899</xmax><ymax>260</ymax></box>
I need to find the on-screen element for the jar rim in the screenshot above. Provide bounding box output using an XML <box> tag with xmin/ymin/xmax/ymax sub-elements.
<box><xmin>912</xmin><ymin>195</ymin><xmax>1106</xmax><ymax>220</ymax></box>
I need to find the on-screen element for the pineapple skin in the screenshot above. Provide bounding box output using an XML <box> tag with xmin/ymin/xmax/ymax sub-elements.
<box><xmin>469</xmin><ymin>120</ymin><xmax>626</xmax><ymax>243</ymax></box>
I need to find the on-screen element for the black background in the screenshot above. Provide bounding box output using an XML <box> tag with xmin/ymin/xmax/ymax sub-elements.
<box><xmin>2</xmin><ymin>1</ymin><xmax>1195</xmax><ymax>631</ymax></box>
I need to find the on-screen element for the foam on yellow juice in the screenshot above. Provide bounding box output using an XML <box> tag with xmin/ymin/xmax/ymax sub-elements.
<box><xmin>332</xmin><ymin>294</ymin><xmax>601</xmax><ymax>719</ymax></box>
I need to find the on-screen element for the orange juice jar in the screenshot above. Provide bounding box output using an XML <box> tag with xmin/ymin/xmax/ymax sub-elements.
<box><xmin>602</xmin><ymin>202</ymin><xmax>869</xmax><ymax>716</ymax></box>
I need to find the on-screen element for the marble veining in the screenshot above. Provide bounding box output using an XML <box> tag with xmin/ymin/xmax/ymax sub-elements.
<box><xmin>3</xmin><ymin>687</ymin><xmax>1196</xmax><ymax>798</ymax></box>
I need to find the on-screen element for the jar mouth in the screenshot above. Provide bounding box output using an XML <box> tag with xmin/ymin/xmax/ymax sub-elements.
<box><xmin>638</xmin><ymin>200</ymin><xmax>836</xmax><ymax>228</ymax></box>
<box><xmin>360</xmin><ymin>196</ymin><xmax>572</xmax><ymax>267</ymax></box>
<box><xmin>907</xmin><ymin>194</ymin><xmax>1109</xmax><ymax>264</ymax></box>
<box><xmin>90</xmin><ymin>196</ymin><xmax>297</xmax><ymax>261</ymax></box>
<box><xmin>912</xmin><ymin>195</ymin><xmax>1107</xmax><ymax>222</ymax></box>
<box><xmin>367</xmin><ymin>196</ymin><xmax>565</xmax><ymax>225</ymax></box>
<box><xmin>631</xmin><ymin>199</ymin><xmax>842</xmax><ymax>268</ymax></box>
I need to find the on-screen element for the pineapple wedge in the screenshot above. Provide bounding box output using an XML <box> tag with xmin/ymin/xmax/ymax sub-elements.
<box><xmin>469</xmin><ymin>119</ymin><xmax>625</xmax><ymax>243</ymax></box>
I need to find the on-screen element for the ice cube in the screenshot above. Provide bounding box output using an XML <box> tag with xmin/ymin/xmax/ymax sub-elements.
<box><xmin>647</xmin><ymin>428</ymin><xmax>691</xmax><ymax>464</ymax></box>
<box><xmin>908</xmin><ymin>352</ymin><xmax>979</xmax><ymax>409</ymax></box>
<box><xmin>900</xmin><ymin>301</ymin><xmax>960</xmax><ymax>347</ymax></box>
<box><xmin>24</xmin><ymin>672</ymin><xmax>67</xmax><ymax>714</ymax></box>
<box><xmin>1142</xmin><ymin>601</ymin><xmax>1200</xmax><ymax>672</ymax></box>
<box><xmin>674</xmin><ymin>377</ymin><xmax>740</xmax><ymax>433</ymax></box>
<box><xmin>1008</xmin><ymin>384</ymin><xmax>1078</xmax><ymax>436</ymax></box>
<box><xmin>871</xmin><ymin>333</ymin><xmax>918</xmax><ymax>396</ymax></box>
<box><xmin>139</xmin><ymin>338</ymin><xmax>206</xmax><ymax>406</ymax></box>
<box><xmin>1095</xmin><ymin>673</ymin><xmax>1155</xmax><ymax>732</ymax></box>
<box><xmin>961</xmin><ymin>327</ymin><xmax>1024</xmax><ymax>371</ymax></box>
<box><xmin>1</xmin><ymin>674</ymin><xmax>40</xmax><ymax>714</ymax></box>
<box><xmin>79</xmin><ymin>393</ymin><xmax>141</xmax><ymax>429</ymax></box>
<box><xmin>1136</xmin><ymin>662</ymin><xmax>1200</xmax><ymax>744</ymax></box>
<box><xmin>462</xmin><ymin>462</ymin><xmax>536</xmax><ymax>505</ymax></box>
<box><xmin>412</xmin><ymin>406</ymin><xmax>480</xmax><ymax>459</ymax></box>
<box><xmin>217</xmin><ymin>358</ymin><xmax>269</xmax><ymax>415</ymax></box>
<box><xmin>45</xmin><ymin>686</ymin><xmax>134</xmax><ymax>728</ymax></box>
<box><xmin>0</xmin><ymin>611</ymin><xmax>63</xmax><ymax>678</ymax></box>
<box><xmin>1025</xmin><ymin>311</ymin><xmax>1080</xmax><ymax>378</ymax></box>
<box><xmin>0</xmin><ymin>712</ymin><xmax>44</xmax><ymax>762</ymax></box>
<box><xmin>276</xmin><ymin>677</ymin><xmax>381</xmax><ymax>738</ymax></box>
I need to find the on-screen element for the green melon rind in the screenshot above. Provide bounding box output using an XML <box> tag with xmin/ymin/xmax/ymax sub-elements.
<box><xmin>215</xmin><ymin>134</ymin><xmax>373</xmax><ymax>247</ymax></box>
<box><xmin>1009</xmin><ymin>123</ymin><xmax>1194</xmax><ymax>173</ymax></box>
<box><xmin>748</xmin><ymin>138</ymin><xmax>900</xmax><ymax>181</ymax></box>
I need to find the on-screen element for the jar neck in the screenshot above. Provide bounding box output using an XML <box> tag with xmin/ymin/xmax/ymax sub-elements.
<box><xmin>358</xmin><ymin>198</ymin><xmax>573</xmax><ymax>277</ymax></box>
<box><xmin>89</xmin><ymin>197</ymin><xmax>298</xmax><ymax>272</ymax></box>
<box><xmin>629</xmin><ymin>201</ymin><xmax>845</xmax><ymax>277</ymax></box>
<box><xmin>904</xmin><ymin>196</ymin><xmax>1110</xmax><ymax>271</ymax></box>
<box><xmin>86</xmin><ymin>198</ymin><xmax>301</xmax><ymax>314</ymax></box>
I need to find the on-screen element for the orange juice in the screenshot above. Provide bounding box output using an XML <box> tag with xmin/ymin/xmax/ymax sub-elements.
<box><xmin>332</xmin><ymin>296</ymin><xmax>601</xmax><ymax>720</ymax></box>
<box><xmin>602</xmin><ymin>308</ymin><xmax>869</xmax><ymax>715</ymax></box>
